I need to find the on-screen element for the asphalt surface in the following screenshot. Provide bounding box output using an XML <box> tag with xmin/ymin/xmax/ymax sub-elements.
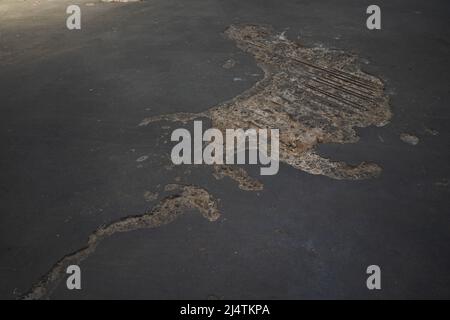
<box><xmin>0</xmin><ymin>0</ymin><xmax>449</xmax><ymax>299</ymax></box>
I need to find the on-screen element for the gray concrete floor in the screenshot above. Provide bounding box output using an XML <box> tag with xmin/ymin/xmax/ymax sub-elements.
<box><xmin>0</xmin><ymin>0</ymin><xmax>449</xmax><ymax>299</ymax></box>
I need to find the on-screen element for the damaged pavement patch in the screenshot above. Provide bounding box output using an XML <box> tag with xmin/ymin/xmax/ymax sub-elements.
<box><xmin>140</xmin><ymin>24</ymin><xmax>392</xmax><ymax>182</ymax></box>
<box><xmin>213</xmin><ymin>165</ymin><xmax>263</xmax><ymax>191</ymax></box>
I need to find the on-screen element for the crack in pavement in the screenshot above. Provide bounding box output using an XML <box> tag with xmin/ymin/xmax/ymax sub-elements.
<box><xmin>22</xmin><ymin>184</ymin><xmax>220</xmax><ymax>300</ymax></box>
